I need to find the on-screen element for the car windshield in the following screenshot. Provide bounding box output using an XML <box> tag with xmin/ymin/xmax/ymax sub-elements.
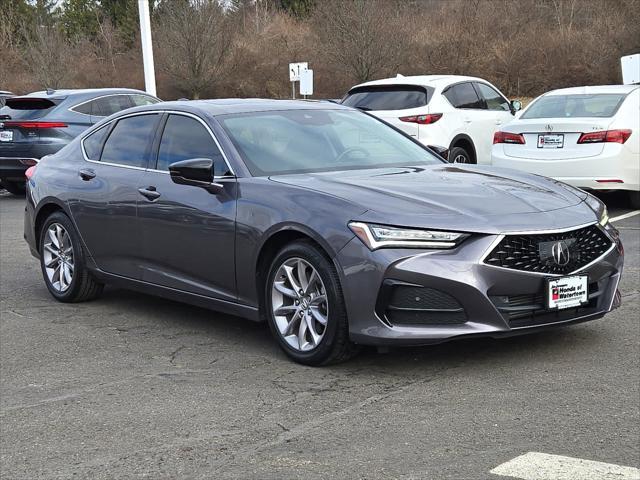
<box><xmin>218</xmin><ymin>109</ymin><xmax>443</xmax><ymax>176</ymax></box>
<box><xmin>521</xmin><ymin>93</ymin><xmax>627</xmax><ymax>119</ymax></box>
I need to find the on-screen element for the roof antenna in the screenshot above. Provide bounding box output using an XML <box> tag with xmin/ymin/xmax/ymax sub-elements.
<box><xmin>396</xmin><ymin>73</ymin><xmax>405</xmax><ymax>78</ymax></box>
<box><xmin>46</xmin><ymin>88</ymin><xmax>55</xmax><ymax>95</ymax></box>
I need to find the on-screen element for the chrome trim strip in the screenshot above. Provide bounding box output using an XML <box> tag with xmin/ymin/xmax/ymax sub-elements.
<box><xmin>497</xmin><ymin>221</ymin><xmax>598</xmax><ymax>236</ymax></box>
<box><xmin>80</xmin><ymin>110</ymin><xmax>236</xmax><ymax>176</ymax></box>
<box><xmin>479</xmin><ymin>223</ymin><xmax>617</xmax><ymax>278</ymax></box>
<box><xmin>0</xmin><ymin>157</ymin><xmax>39</xmax><ymax>162</ymax></box>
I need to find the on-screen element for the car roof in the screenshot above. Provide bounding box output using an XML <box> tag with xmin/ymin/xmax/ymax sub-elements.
<box><xmin>543</xmin><ymin>85</ymin><xmax>639</xmax><ymax>96</ymax></box>
<box><xmin>133</xmin><ymin>98</ymin><xmax>352</xmax><ymax>116</ymax></box>
<box><xmin>349</xmin><ymin>75</ymin><xmax>485</xmax><ymax>91</ymax></box>
<box><xmin>16</xmin><ymin>88</ymin><xmax>153</xmax><ymax>101</ymax></box>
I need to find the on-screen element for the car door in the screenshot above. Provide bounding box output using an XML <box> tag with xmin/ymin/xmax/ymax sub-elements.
<box><xmin>68</xmin><ymin>112</ymin><xmax>161</xmax><ymax>278</ymax></box>
<box><xmin>474</xmin><ymin>82</ymin><xmax>515</xmax><ymax>156</ymax></box>
<box><xmin>442</xmin><ymin>82</ymin><xmax>493</xmax><ymax>163</ymax></box>
<box><xmin>136</xmin><ymin>113</ymin><xmax>238</xmax><ymax>302</ymax></box>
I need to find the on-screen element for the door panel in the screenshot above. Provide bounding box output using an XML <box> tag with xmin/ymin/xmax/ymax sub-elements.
<box><xmin>137</xmin><ymin>172</ymin><xmax>237</xmax><ymax>301</ymax></box>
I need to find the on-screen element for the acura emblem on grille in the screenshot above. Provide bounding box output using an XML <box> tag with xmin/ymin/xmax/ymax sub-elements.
<box><xmin>551</xmin><ymin>240</ymin><xmax>571</xmax><ymax>266</ymax></box>
<box><xmin>545</xmin><ymin>124</ymin><xmax>553</xmax><ymax>132</ymax></box>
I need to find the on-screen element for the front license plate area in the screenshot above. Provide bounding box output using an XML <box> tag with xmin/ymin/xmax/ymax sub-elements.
<box><xmin>0</xmin><ymin>130</ymin><xmax>13</xmax><ymax>142</ymax></box>
<box><xmin>546</xmin><ymin>275</ymin><xmax>588</xmax><ymax>310</ymax></box>
<box><xmin>537</xmin><ymin>133</ymin><xmax>564</xmax><ymax>148</ymax></box>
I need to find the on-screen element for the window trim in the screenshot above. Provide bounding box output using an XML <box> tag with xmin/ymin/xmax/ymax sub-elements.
<box><xmin>442</xmin><ymin>81</ymin><xmax>487</xmax><ymax>111</ymax></box>
<box><xmin>80</xmin><ymin>110</ymin><xmax>236</xmax><ymax>177</ymax></box>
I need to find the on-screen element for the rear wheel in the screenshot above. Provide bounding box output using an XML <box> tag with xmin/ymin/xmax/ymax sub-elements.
<box><xmin>449</xmin><ymin>146</ymin><xmax>473</xmax><ymax>164</ymax></box>
<box><xmin>39</xmin><ymin>211</ymin><xmax>104</xmax><ymax>302</ymax></box>
<box><xmin>1</xmin><ymin>180</ymin><xmax>26</xmax><ymax>195</ymax></box>
<box><xmin>265</xmin><ymin>241</ymin><xmax>358</xmax><ymax>365</ymax></box>
<box><xmin>629</xmin><ymin>191</ymin><xmax>640</xmax><ymax>209</ymax></box>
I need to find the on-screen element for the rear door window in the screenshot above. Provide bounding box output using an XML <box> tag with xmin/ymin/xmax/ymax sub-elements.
<box><xmin>521</xmin><ymin>94</ymin><xmax>627</xmax><ymax>119</ymax></box>
<box><xmin>443</xmin><ymin>83</ymin><xmax>484</xmax><ymax>109</ymax></box>
<box><xmin>94</xmin><ymin>95</ymin><xmax>134</xmax><ymax>117</ymax></box>
<box><xmin>0</xmin><ymin>97</ymin><xmax>60</xmax><ymax>120</ymax></box>
<box><xmin>156</xmin><ymin>114</ymin><xmax>227</xmax><ymax>175</ymax></box>
<box><xmin>342</xmin><ymin>86</ymin><xmax>431</xmax><ymax>111</ymax></box>
<box><xmin>475</xmin><ymin>83</ymin><xmax>510</xmax><ymax>111</ymax></box>
<box><xmin>100</xmin><ymin>114</ymin><xmax>160</xmax><ymax>168</ymax></box>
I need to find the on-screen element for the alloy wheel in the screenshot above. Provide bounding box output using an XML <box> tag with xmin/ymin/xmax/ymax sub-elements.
<box><xmin>42</xmin><ymin>223</ymin><xmax>74</xmax><ymax>292</ymax></box>
<box><xmin>271</xmin><ymin>257</ymin><xmax>329</xmax><ymax>352</ymax></box>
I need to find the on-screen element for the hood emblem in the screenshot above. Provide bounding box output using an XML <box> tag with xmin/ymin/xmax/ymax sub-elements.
<box><xmin>545</xmin><ymin>124</ymin><xmax>553</xmax><ymax>132</ymax></box>
<box><xmin>551</xmin><ymin>240</ymin><xmax>571</xmax><ymax>266</ymax></box>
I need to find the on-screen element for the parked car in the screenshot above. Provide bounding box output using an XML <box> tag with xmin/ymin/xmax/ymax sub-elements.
<box><xmin>492</xmin><ymin>85</ymin><xmax>640</xmax><ymax>208</ymax></box>
<box><xmin>24</xmin><ymin>100</ymin><xmax>622</xmax><ymax>365</ymax></box>
<box><xmin>341</xmin><ymin>75</ymin><xmax>521</xmax><ymax>164</ymax></box>
<box><xmin>0</xmin><ymin>88</ymin><xmax>159</xmax><ymax>194</ymax></box>
<box><xmin>0</xmin><ymin>90</ymin><xmax>15</xmax><ymax>108</ymax></box>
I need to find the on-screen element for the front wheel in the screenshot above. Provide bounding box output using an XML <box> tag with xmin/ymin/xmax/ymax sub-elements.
<box><xmin>449</xmin><ymin>146</ymin><xmax>473</xmax><ymax>164</ymax></box>
<box><xmin>39</xmin><ymin>211</ymin><xmax>104</xmax><ymax>302</ymax></box>
<box><xmin>265</xmin><ymin>241</ymin><xmax>358</xmax><ymax>365</ymax></box>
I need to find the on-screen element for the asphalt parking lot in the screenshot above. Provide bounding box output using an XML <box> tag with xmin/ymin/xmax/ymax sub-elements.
<box><xmin>1</xmin><ymin>190</ymin><xmax>638</xmax><ymax>480</ymax></box>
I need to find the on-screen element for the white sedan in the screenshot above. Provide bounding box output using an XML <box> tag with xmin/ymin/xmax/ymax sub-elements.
<box><xmin>491</xmin><ymin>85</ymin><xmax>640</xmax><ymax>208</ymax></box>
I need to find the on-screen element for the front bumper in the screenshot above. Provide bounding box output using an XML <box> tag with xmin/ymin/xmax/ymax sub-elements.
<box><xmin>337</xmin><ymin>223</ymin><xmax>623</xmax><ymax>346</ymax></box>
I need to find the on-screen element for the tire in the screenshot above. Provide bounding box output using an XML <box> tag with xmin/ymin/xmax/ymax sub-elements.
<box><xmin>449</xmin><ymin>146</ymin><xmax>473</xmax><ymax>164</ymax></box>
<box><xmin>264</xmin><ymin>241</ymin><xmax>358</xmax><ymax>365</ymax></box>
<box><xmin>2</xmin><ymin>180</ymin><xmax>26</xmax><ymax>195</ymax></box>
<box><xmin>629</xmin><ymin>191</ymin><xmax>640</xmax><ymax>209</ymax></box>
<box><xmin>39</xmin><ymin>211</ymin><xmax>104</xmax><ymax>302</ymax></box>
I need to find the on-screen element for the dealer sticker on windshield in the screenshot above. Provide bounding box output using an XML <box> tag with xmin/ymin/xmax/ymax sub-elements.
<box><xmin>546</xmin><ymin>275</ymin><xmax>588</xmax><ymax>310</ymax></box>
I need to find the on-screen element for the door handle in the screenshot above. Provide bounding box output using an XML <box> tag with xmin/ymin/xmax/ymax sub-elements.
<box><xmin>138</xmin><ymin>186</ymin><xmax>161</xmax><ymax>201</ymax></box>
<box><xmin>78</xmin><ymin>168</ymin><xmax>96</xmax><ymax>181</ymax></box>
<box><xmin>463</xmin><ymin>118</ymin><xmax>472</xmax><ymax>124</ymax></box>
<box><xmin>495</xmin><ymin>120</ymin><xmax>503</xmax><ymax>125</ymax></box>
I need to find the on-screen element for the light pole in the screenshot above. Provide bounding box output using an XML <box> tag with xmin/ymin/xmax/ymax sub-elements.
<box><xmin>137</xmin><ymin>0</ymin><xmax>157</xmax><ymax>97</ymax></box>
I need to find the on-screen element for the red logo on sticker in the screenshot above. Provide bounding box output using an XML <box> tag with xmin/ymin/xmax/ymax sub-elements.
<box><xmin>552</xmin><ymin>287</ymin><xmax>559</xmax><ymax>301</ymax></box>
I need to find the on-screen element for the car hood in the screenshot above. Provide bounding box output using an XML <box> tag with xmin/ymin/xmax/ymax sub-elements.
<box><xmin>270</xmin><ymin>164</ymin><xmax>596</xmax><ymax>234</ymax></box>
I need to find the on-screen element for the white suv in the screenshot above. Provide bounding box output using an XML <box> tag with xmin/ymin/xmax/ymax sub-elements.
<box><xmin>341</xmin><ymin>75</ymin><xmax>520</xmax><ymax>164</ymax></box>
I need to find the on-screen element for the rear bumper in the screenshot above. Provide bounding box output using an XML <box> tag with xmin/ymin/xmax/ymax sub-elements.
<box><xmin>0</xmin><ymin>144</ymin><xmax>64</xmax><ymax>181</ymax></box>
<box><xmin>337</xmin><ymin>223</ymin><xmax>623</xmax><ymax>346</ymax></box>
<box><xmin>491</xmin><ymin>145</ymin><xmax>640</xmax><ymax>192</ymax></box>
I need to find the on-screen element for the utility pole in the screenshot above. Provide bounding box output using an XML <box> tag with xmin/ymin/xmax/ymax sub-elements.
<box><xmin>138</xmin><ymin>0</ymin><xmax>157</xmax><ymax>97</ymax></box>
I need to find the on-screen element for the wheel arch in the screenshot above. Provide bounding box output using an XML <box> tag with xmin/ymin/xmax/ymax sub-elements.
<box><xmin>254</xmin><ymin>224</ymin><xmax>339</xmax><ymax>319</ymax></box>
<box><xmin>33</xmin><ymin>198</ymin><xmax>69</xmax><ymax>252</ymax></box>
<box><xmin>449</xmin><ymin>134</ymin><xmax>477</xmax><ymax>164</ymax></box>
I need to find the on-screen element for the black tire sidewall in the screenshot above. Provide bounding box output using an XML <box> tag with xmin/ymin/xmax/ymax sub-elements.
<box><xmin>39</xmin><ymin>212</ymin><xmax>87</xmax><ymax>301</ymax></box>
<box><xmin>449</xmin><ymin>146</ymin><xmax>472</xmax><ymax>164</ymax></box>
<box><xmin>264</xmin><ymin>242</ymin><xmax>346</xmax><ymax>365</ymax></box>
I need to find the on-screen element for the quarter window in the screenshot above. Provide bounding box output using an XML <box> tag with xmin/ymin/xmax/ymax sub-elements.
<box><xmin>100</xmin><ymin>114</ymin><xmax>160</xmax><ymax>168</ymax></box>
<box><xmin>72</xmin><ymin>99</ymin><xmax>99</xmax><ymax>116</ymax></box>
<box><xmin>83</xmin><ymin>125</ymin><xmax>109</xmax><ymax>160</ymax></box>
<box><xmin>475</xmin><ymin>83</ymin><xmax>510</xmax><ymax>111</ymax></box>
<box><xmin>443</xmin><ymin>83</ymin><xmax>484</xmax><ymax>109</ymax></box>
<box><xmin>156</xmin><ymin>114</ymin><xmax>228</xmax><ymax>175</ymax></box>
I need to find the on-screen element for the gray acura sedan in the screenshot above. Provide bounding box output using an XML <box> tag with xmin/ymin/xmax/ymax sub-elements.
<box><xmin>24</xmin><ymin>100</ymin><xmax>623</xmax><ymax>365</ymax></box>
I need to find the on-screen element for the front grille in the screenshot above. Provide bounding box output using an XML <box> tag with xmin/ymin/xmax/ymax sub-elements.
<box><xmin>380</xmin><ymin>284</ymin><xmax>467</xmax><ymax>326</ymax></box>
<box><xmin>484</xmin><ymin>224</ymin><xmax>611</xmax><ymax>275</ymax></box>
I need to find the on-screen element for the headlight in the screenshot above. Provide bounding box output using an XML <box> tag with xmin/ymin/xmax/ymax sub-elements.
<box><xmin>348</xmin><ymin>222</ymin><xmax>469</xmax><ymax>250</ymax></box>
<box><xmin>599</xmin><ymin>206</ymin><xmax>609</xmax><ymax>226</ymax></box>
<box><xmin>584</xmin><ymin>193</ymin><xmax>608</xmax><ymax>226</ymax></box>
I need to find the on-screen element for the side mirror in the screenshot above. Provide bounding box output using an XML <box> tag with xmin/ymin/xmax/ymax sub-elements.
<box><xmin>510</xmin><ymin>99</ymin><xmax>522</xmax><ymax>114</ymax></box>
<box><xmin>169</xmin><ymin>158</ymin><xmax>222</xmax><ymax>193</ymax></box>
<box><xmin>427</xmin><ymin>145</ymin><xmax>449</xmax><ymax>161</ymax></box>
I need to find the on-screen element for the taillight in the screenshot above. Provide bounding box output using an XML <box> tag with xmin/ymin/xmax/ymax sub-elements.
<box><xmin>577</xmin><ymin>129</ymin><xmax>631</xmax><ymax>144</ymax></box>
<box><xmin>399</xmin><ymin>113</ymin><xmax>442</xmax><ymax>125</ymax></box>
<box><xmin>493</xmin><ymin>131</ymin><xmax>525</xmax><ymax>144</ymax></box>
<box><xmin>25</xmin><ymin>165</ymin><xmax>37</xmax><ymax>179</ymax></box>
<box><xmin>2</xmin><ymin>121</ymin><xmax>67</xmax><ymax>129</ymax></box>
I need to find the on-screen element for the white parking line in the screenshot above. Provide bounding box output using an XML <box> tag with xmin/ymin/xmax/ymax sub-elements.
<box><xmin>610</xmin><ymin>210</ymin><xmax>640</xmax><ymax>223</ymax></box>
<box><xmin>490</xmin><ymin>452</ymin><xmax>640</xmax><ymax>480</ymax></box>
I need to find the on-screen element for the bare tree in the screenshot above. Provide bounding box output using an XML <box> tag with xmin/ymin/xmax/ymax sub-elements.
<box><xmin>155</xmin><ymin>0</ymin><xmax>233</xmax><ymax>99</ymax></box>
<box><xmin>23</xmin><ymin>25</ymin><xmax>79</xmax><ymax>89</ymax></box>
<box><xmin>312</xmin><ymin>0</ymin><xmax>408</xmax><ymax>83</ymax></box>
